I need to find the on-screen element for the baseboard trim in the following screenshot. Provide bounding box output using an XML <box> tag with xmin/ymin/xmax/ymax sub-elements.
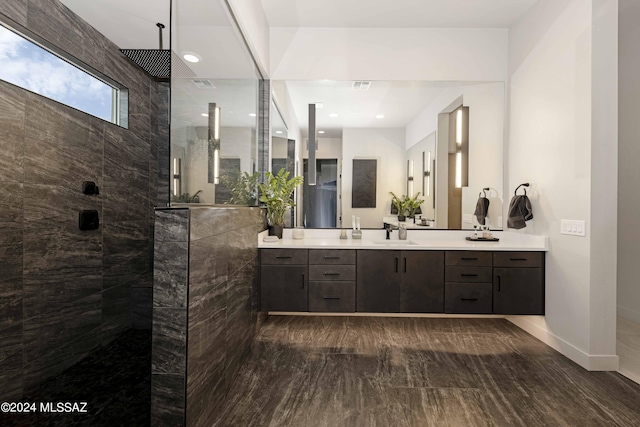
<box><xmin>618</xmin><ymin>305</ymin><xmax>640</xmax><ymax>324</ymax></box>
<box><xmin>268</xmin><ymin>312</ymin><xmax>508</xmax><ymax>319</ymax></box>
<box><xmin>619</xmin><ymin>368</ymin><xmax>640</xmax><ymax>385</ymax></box>
<box><xmin>507</xmin><ymin>316</ymin><xmax>619</xmax><ymax>371</ymax></box>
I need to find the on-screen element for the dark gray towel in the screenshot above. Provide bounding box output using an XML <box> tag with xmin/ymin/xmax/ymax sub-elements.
<box><xmin>507</xmin><ymin>195</ymin><xmax>533</xmax><ymax>229</ymax></box>
<box><xmin>474</xmin><ymin>197</ymin><xmax>490</xmax><ymax>225</ymax></box>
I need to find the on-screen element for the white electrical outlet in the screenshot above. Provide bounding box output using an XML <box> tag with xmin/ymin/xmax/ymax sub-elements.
<box><xmin>463</xmin><ymin>214</ymin><xmax>473</xmax><ymax>224</ymax></box>
<box><xmin>561</xmin><ymin>219</ymin><xmax>586</xmax><ymax>236</ymax></box>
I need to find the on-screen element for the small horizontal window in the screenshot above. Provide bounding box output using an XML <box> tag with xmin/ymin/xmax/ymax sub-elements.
<box><xmin>0</xmin><ymin>19</ymin><xmax>128</xmax><ymax>127</ymax></box>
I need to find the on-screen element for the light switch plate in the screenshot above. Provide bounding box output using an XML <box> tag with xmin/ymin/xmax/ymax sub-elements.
<box><xmin>463</xmin><ymin>214</ymin><xmax>473</xmax><ymax>224</ymax></box>
<box><xmin>561</xmin><ymin>219</ymin><xmax>586</xmax><ymax>236</ymax></box>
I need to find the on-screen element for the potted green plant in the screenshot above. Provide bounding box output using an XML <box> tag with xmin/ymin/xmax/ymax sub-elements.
<box><xmin>405</xmin><ymin>192</ymin><xmax>425</xmax><ymax>219</ymax></box>
<box><xmin>390</xmin><ymin>191</ymin><xmax>408</xmax><ymax>221</ymax></box>
<box><xmin>171</xmin><ymin>190</ymin><xmax>202</xmax><ymax>203</ymax></box>
<box><xmin>258</xmin><ymin>168</ymin><xmax>304</xmax><ymax>238</ymax></box>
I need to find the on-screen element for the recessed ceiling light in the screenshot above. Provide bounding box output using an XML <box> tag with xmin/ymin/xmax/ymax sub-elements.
<box><xmin>249</xmin><ymin>113</ymin><xmax>256</xmax><ymax>117</ymax></box>
<box><xmin>329</xmin><ymin>113</ymin><xmax>338</xmax><ymax>118</ymax></box>
<box><xmin>182</xmin><ymin>52</ymin><xmax>201</xmax><ymax>63</ymax></box>
<box><xmin>375</xmin><ymin>114</ymin><xmax>385</xmax><ymax>119</ymax></box>
<box><xmin>276</xmin><ymin>131</ymin><xmax>283</xmax><ymax>134</ymax></box>
<box><xmin>201</xmin><ymin>113</ymin><xmax>208</xmax><ymax>117</ymax></box>
<box><xmin>315</xmin><ymin>103</ymin><xmax>324</xmax><ymax>109</ymax></box>
<box><xmin>318</xmin><ymin>131</ymin><xmax>325</xmax><ymax>134</ymax></box>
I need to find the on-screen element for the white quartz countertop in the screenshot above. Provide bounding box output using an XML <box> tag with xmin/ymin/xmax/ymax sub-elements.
<box><xmin>258</xmin><ymin>229</ymin><xmax>548</xmax><ymax>251</ymax></box>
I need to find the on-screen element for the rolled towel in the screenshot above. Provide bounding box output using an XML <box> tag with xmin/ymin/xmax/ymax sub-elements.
<box><xmin>507</xmin><ymin>195</ymin><xmax>533</xmax><ymax>229</ymax></box>
<box><xmin>474</xmin><ymin>197</ymin><xmax>490</xmax><ymax>225</ymax></box>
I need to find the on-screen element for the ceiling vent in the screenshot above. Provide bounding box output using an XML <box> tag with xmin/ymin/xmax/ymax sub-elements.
<box><xmin>352</xmin><ymin>81</ymin><xmax>371</xmax><ymax>90</ymax></box>
<box><xmin>192</xmin><ymin>79</ymin><xmax>216</xmax><ymax>89</ymax></box>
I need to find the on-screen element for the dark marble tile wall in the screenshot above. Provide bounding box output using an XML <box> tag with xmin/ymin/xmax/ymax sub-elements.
<box><xmin>0</xmin><ymin>1</ymin><xmax>166</xmax><ymax>401</ymax></box>
<box><xmin>152</xmin><ymin>209</ymin><xmax>189</xmax><ymax>427</ymax></box>
<box><xmin>151</xmin><ymin>206</ymin><xmax>266</xmax><ymax>427</ymax></box>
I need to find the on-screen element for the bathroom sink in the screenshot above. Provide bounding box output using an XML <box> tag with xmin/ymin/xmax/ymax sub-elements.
<box><xmin>372</xmin><ymin>240</ymin><xmax>419</xmax><ymax>246</ymax></box>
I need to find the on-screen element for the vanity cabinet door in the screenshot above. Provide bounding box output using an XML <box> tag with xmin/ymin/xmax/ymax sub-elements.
<box><xmin>260</xmin><ymin>265</ymin><xmax>308</xmax><ymax>312</ymax></box>
<box><xmin>493</xmin><ymin>267</ymin><xmax>544</xmax><ymax>315</ymax></box>
<box><xmin>401</xmin><ymin>251</ymin><xmax>444</xmax><ymax>313</ymax></box>
<box><xmin>357</xmin><ymin>250</ymin><xmax>400</xmax><ymax>312</ymax></box>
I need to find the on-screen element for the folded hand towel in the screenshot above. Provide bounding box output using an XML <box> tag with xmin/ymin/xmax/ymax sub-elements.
<box><xmin>507</xmin><ymin>195</ymin><xmax>533</xmax><ymax>229</ymax></box>
<box><xmin>474</xmin><ymin>197</ymin><xmax>490</xmax><ymax>225</ymax></box>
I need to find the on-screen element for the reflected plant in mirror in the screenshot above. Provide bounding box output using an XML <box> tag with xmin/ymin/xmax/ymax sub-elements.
<box><xmin>219</xmin><ymin>170</ymin><xmax>260</xmax><ymax>205</ymax></box>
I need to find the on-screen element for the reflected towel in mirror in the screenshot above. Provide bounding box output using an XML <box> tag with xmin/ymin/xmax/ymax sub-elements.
<box><xmin>474</xmin><ymin>197</ymin><xmax>490</xmax><ymax>225</ymax></box>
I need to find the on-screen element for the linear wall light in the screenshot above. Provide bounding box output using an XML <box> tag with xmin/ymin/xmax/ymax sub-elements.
<box><xmin>308</xmin><ymin>103</ymin><xmax>317</xmax><ymax>186</ymax></box>
<box><xmin>423</xmin><ymin>151</ymin><xmax>431</xmax><ymax>197</ymax></box>
<box><xmin>407</xmin><ymin>159</ymin><xmax>414</xmax><ymax>195</ymax></box>
<box><xmin>208</xmin><ymin>102</ymin><xmax>221</xmax><ymax>184</ymax></box>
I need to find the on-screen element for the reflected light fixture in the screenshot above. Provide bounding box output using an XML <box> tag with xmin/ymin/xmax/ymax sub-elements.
<box><xmin>249</xmin><ymin>113</ymin><xmax>256</xmax><ymax>117</ymax></box>
<box><xmin>201</xmin><ymin>113</ymin><xmax>208</xmax><ymax>117</ymax></box>
<box><xmin>375</xmin><ymin>114</ymin><xmax>385</xmax><ymax>119</ymax></box>
<box><xmin>173</xmin><ymin>157</ymin><xmax>181</xmax><ymax>196</ymax></box>
<box><xmin>455</xmin><ymin>108</ymin><xmax>463</xmax><ymax>188</ymax></box>
<box><xmin>276</xmin><ymin>130</ymin><xmax>283</xmax><ymax>134</ymax></box>
<box><xmin>423</xmin><ymin>151</ymin><xmax>431</xmax><ymax>197</ymax></box>
<box><xmin>318</xmin><ymin>130</ymin><xmax>325</xmax><ymax>134</ymax></box>
<box><xmin>208</xmin><ymin>103</ymin><xmax>221</xmax><ymax>185</ymax></box>
<box><xmin>407</xmin><ymin>160</ymin><xmax>414</xmax><ymax>195</ymax></box>
<box><xmin>309</xmin><ymin>104</ymin><xmax>317</xmax><ymax>186</ymax></box>
<box><xmin>328</xmin><ymin>113</ymin><xmax>338</xmax><ymax>118</ymax></box>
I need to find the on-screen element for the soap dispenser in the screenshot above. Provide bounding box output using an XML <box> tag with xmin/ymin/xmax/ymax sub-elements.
<box><xmin>399</xmin><ymin>224</ymin><xmax>407</xmax><ymax>240</ymax></box>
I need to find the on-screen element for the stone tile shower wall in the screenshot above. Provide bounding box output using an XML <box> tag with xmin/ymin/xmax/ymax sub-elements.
<box><xmin>0</xmin><ymin>1</ymin><xmax>164</xmax><ymax>400</ymax></box>
<box><xmin>151</xmin><ymin>207</ymin><xmax>267</xmax><ymax>427</ymax></box>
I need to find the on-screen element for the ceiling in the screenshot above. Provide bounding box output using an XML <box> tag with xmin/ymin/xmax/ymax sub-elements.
<box><xmin>260</xmin><ymin>0</ymin><xmax>538</xmax><ymax>28</ymax></box>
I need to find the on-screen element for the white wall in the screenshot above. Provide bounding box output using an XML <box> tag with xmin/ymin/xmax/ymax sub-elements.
<box><xmin>617</xmin><ymin>0</ymin><xmax>640</xmax><ymax>325</ymax></box>
<box><xmin>270</xmin><ymin>28</ymin><xmax>507</xmax><ymax>81</ymax></box>
<box><xmin>507</xmin><ymin>0</ymin><xmax>618</xmax><ymax>370</ymax></box>
<box><xmin>406</xmin><ymin>83</ymin><xmax>505</xmax><ymax>229</ymax></box>
<box><xmin>342</xmin><ymin>128</ymin><xmax>406</xmax><ymax>228</ymax></box>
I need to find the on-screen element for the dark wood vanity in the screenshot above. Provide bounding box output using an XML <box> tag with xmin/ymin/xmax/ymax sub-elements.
<box><xmin>259</xmin><ymin>248</ymin><xmax>544</xmax><ymax>315</ymax></box>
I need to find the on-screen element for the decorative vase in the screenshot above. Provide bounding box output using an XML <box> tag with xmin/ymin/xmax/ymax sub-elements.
<box><xmin>398</xmin><ymin>215</ymin><xmax>406</xmax><ymax>222</ymax></box>
<box><xmin>269</xmin><ymin>224</ymin><xmax>284</xmax><ymax>239</ymax></box>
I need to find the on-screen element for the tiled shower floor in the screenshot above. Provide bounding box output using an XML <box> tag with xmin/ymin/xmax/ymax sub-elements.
<box><xmin>1</xmin><ymin>329</ymin><xmax>151</xmax><ymax>427</ymax></box>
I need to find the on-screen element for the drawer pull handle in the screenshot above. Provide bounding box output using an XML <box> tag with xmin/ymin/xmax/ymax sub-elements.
<box><xmin>395</xmin><ymin>258</ymin><xmax>399</xmax><ymax>273</ymax></box>
<box><xmin>323</xmin><ymin>296</ymin><xmax>340</xmax><ymax>300</ymax></box>
<box><xmin>497</xmin><ymin>275</ymin><xmax>501</xmax><ymax>292</ymax></box>
<box><xmin>324</xmin><ymin>256</ymin><xmax>340</xmax><ymax>259</ymax></box>
<box><xmin>510</xmin><ymin>258</ymin><xmax>527</xmax><ymax>261</ymax></box>
<box><xmin>461</xmin><ymin>257</ymin><xmax>478</xmax><ymax>261</ymax></box>
<box><xmin>276</xmin><ymin>256</ymin><xmax>292</xmax><ymax>259</ymax></box>
<box><xmin>461</xmin><ymin>298</ymin><xmax>478</xmax><ymax>302</ymax></box>
<box><xmin>404</xmin><ymin>258</ymin><xmax>407</xmax><ymax>273</ymax></box>
<box><xmin>461</xmin><ymin>274</ymin><xmax>478</xmax><ymax>277</ymax></box>
<box><xmin>324</xmin><ymin>272</ymin><xmax>341</xmax><ymax>276</ymax></box>
<box><xmin>301</xmin><ymin>273</ymin><xmax>305</xmax><ymax>289</ymax></box>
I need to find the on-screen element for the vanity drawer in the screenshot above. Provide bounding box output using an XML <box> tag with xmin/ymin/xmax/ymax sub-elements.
<box><xmin>493</xmin><ymin>252</ymin><xmax>543</xmax><ymax>268</ymax></box>
<box><xmin>445</xmin><ymin>282</ymin><xmax>492</xmax><ymax>314</ymax></box>
<box><xmin>309</xmin><ymin>281</ymin><xmax>356</xmax><ymax>312</ymax></box>
<box><xmin>445</xmin><ymin>251</ymin><xmax>493</xmax><ymax>266</ymax></box>
<box><xmin>309</xmin><ymin>249</ymin><xmax>356</xmax><ymax>265</ymax></box>
<box><xmin>445</xmin><ymin>266</ymin><xmax>492</xmax><ymax>283</ymax></box>
<box><xmin>261</xmin><ymin>249</ymin><xmax>308</xmax><ymax>265</ymax></box>
<box><xmin>309</xmin><ymin>265</ymin><xmax>356</xmax><ymax>281</ymax></box>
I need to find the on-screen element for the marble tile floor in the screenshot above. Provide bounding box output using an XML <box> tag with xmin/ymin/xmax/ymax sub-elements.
<box><xmin>618</xmin><ymin>316</ymin><xmax>640</xmax><ymax>385</ymax></box>
<box><xmin>212</xmin><ymin>316</ymin><xmax>640</xmax><ymax>427</ymax></box>
<box><xmin>1</xmin><ymin>329</ymin><xmax>151</xmax><ymax>427</ymax></box>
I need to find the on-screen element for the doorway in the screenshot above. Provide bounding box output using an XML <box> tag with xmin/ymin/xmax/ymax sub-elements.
<box><xmin>302</xmin><ymin>159</ymin><xmax>338</xmax><ymax>228</ymax></box>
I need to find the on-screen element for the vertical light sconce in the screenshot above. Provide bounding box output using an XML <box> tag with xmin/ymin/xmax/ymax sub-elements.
<box><xmin>407</xmin><ymin>159</ymin><xmax>414</xmax><ymax>195</ymax></box>
<box><xmin>423</xmin><ymin>151</ymin><xmax>431</xmax><ymax>197</ymax></box>
<box><xmin>454</xmin><ymin>107</ymin><xmax>469</xmax><ymax>188</ymax></box>
<box><xmin>308</xmin><ymin>103</ymin><xmax>317</xmax><ymax>186</ymax></box>
<box><xmin>208</xmin><ymin>102</ymin><xmax>221</xmax><ymax>184</ymax></box>
<box><xmin>173</xmin><ymin>157</ymin><xmax>181</xmax><ymax>196</ymax></box>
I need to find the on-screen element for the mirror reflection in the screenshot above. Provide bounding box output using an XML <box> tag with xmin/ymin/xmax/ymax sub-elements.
<box><xmin>170</xmin><ymin>0</ymin><xmax>260</xmax><ymax>205</ymax></box>
<box><xmin>271</xmin><ymin>80</ymin><xmax>504</xmax><ymax>229</ymax></box>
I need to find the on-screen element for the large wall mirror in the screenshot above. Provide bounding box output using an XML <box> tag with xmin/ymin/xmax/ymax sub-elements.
<box><xmin>271</xmin><ymin>80</ymin><xmax>504</xmax><ymax>230</ymax></box>
<box><xmin>170</xmin><ymin>0</ymin><xmax>261</xmax><ymax>205</ymax></box>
